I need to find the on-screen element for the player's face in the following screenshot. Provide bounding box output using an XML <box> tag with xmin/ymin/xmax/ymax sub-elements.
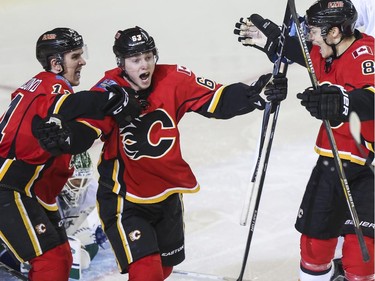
<box><xmin>307</xmin><ymin>26</ymin><xmax>333</xmax><ymax>59</ymax></box>
<box><xmin>62</xmin><ymin>48</ymin><xmax>86</xmax><ymax>86</ymax></box>
<box><xmin>124</xmin><ymin>51</ymin><xmax>156</xmax><ymax>91</ymax></box>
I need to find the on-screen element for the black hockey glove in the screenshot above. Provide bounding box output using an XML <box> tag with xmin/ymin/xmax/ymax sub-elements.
<box><xmin>264</xmin><ymin>74</ymin><xmax>287</xmax><ymax>103</ymax></box>
<box><xmin>297</xmin><ymin>84</ymin><xmax>350</xmax><ymax>123</ymax></box>
<box><xmin>32</xmin><ymin>114</ymin><xmax>72</xmax><ymax>156</ymax></box>
<box><xmin>234</xmin><ymin>14</ymin><xmax>281</xmax><ymax>62</ymax></box>
<box><xmin>247</xmin><ymin>73</ymin><xmax>273</xmax><ymax>110</ymax></box>
<box><xmin>103</xmin><ymin>85</ymin><xmax>142</xmax><ymax>127</ymax></box>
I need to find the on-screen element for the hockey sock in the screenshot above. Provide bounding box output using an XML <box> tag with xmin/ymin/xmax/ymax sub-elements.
<box><xmin>28</xmin><ymin>241</ymin><xmax>72</xmax><ymax>281</ymax></box>
<box><xmin>299</xmin><ymin>234</ymin><xmax>338</xmax><ymax>280</ymax></box>
<box><xmin>128</xmin><ymin>253</ymin><xmax>164</xmax><ymax>281</ymax></box>
<box><xmin>300</xmin><ymin>235</ymin><xmax>337</xmax><ymax>272</ymax></box>
<box><xmin>342</xmin><ymin>234</ymin><xmax>374</xmax><ymax>280</ymax></box>
<box><xmin>163</xmin><ymin>266</ymin><xmax>173</xmax><ymax>279</ymax></box>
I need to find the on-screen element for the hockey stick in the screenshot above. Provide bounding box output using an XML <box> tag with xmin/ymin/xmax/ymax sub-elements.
<box><xmin>288</xmin><ymin>0</ymin><xmax>370</xmax><ymax>262</ymax></box>
<box><xmin>236</xmin><ymin>4</ymin><xmax>291</xmax><ymax>281</ymax></box>
<box><xmin>239</xmin><ymin>99</ymin><xmax>272</xmax><ymax>226</ymax></box>
<box><xmin>0</xmin><ymin>261</ymin><xmax>28</xmax><ymax>281</ymax></box>
<box><xmin>173</xmin><ymin>269</ymin><xmax>250</xmax><ymax>281</ymax></box>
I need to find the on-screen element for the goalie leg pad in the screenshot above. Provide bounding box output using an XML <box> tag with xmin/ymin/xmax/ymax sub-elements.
<box><xmin>300</xmin><ymin>234</ymin><xmax>337</xmax><ymax>273</ymax></box>
<box><xmin>128</xmin><ymin>253</ymin><xmax>164</xmax><ymax>281</ymax></box>
<box><xmin>28</xmin><ymin>241</ymin><xmax>72</xmax><ymax>281</ymax></box>
<box><xmin>342</xmin><ymin>234</ymin><xmax>374</xmax><ymax>278</ymax></box>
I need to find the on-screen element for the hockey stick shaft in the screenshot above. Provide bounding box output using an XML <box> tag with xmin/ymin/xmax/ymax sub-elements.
<box><xmin>240</xmin><ymin>104</ymin><xmax>272</xmax><ymax>226</ymax></box>
<box><xmin>288</xmin><ymin>0</ymin><xmax>369</xmax><ymax>262</ymax></box>
<box><xmin>237</xmin><ymin>104</ymin><xmax>280</xmax><ymax>281</ymax></box>
<box><xmin>237</xmin><ymin>3</ymin><xmax>291</xmax><ymax>280</ymax></box>
<box><xmin>0</xmin><ymin>261</ymin><xmax>28</xmax><ymax>281</ymax></box>
<box><xmin>173</xmin><ymin>269</ymin><xmax>246</xmax><ymax>281</ymax></box>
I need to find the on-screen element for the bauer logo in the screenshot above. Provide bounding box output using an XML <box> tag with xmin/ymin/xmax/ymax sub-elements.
<box><xmin>129</xmin><ymin>230</ymin><xmax>141</xmax><ymax>241</ymax></box>
<box><xmin>345</xmin><ymin>220</ymin><xmax>375</xmax><ymax>229</ymax></box>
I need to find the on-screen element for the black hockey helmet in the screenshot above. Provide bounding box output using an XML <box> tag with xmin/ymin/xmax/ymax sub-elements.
<box><xmin>113</xmin><ymin>26</ymin><xmax>158</xmax><ymax>67</ymax></box>
<box><xmin>36</xmin><ymin>27</ymin><xmax>84</xmax><ymax>70</ymax></box>
<box><xmin>305</xmin><ymin>0</ymin><xmax>357</xmax><ymax>37</ymax></box>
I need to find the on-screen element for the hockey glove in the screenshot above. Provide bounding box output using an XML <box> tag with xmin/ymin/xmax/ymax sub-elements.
<box><xmin>264</xmin><ymin>74</ymin><xmax>287</xmax><ymax>103</ymax></box>
<box><xmin>32</xmin><ymin>114</ymin><xmax>72</xmax><ymax>156</ymax></box>
<box><xmin>103</xmin><ymin>85</ymin><xmax>142</xmax><ymax>127</ymax></box>
<box><xmin>234</xmin><ymin>14</ymin><xmax>281</xmax><ymax>62</ymax></box>
<box><xmin>247</xmin><ymin>73</ymin><xmax>273</xmax><ymax>110</ymax></box>
<box><xmin>297</xmin><ymin>84</ymin><xmax>350</xmax><ymax>123</ymax></box>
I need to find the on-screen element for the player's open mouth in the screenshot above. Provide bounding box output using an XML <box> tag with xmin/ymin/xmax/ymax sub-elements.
<box><xmin>140</xmin><ymin>72</ymin><xmax>150</xmax><ymax>80</ymax></box>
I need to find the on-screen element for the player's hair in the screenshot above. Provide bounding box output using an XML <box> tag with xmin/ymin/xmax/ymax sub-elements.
<box><xmin>306</xmin><ymin>0</ymin><xmax>358</xmax><ymax>37</ymax></box>
<box><xmin>36</xmin><ymin>27</ymin><xmax>84</xmax><ymax>71</ymax></box>
<box><xmin>113</xmin><ymin>26</ymin><xmax>158</xmax><ymax>67</ymax></box>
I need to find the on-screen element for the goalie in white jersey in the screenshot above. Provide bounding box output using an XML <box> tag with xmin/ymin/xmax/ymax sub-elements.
<box><xmin>57</xmin><ymin>151</ymin><xmax>108</xmax><ymax>279</ymax></box>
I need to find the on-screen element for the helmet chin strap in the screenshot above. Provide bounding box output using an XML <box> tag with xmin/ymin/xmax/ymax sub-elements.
<box><xmin>121</xmin><ymin>69</ymin><xmax>138</xmax><ymax>88</ymax></box>
<box><xmin>323</xmin><ymin>37</ymin><xmax>344</xmax><ymax>59</ymax></box>
<box><xmin>322</xmin><ymin>32</ymin><xmax>345</xmax><ymax>73</ymax></box>
<box><xmin>121</xmin><ymin>68</ymin><xmax>152</xmax><ymax>109</ymax></box>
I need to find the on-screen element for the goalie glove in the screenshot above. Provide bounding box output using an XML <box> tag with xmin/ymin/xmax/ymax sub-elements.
<box><xmin>102</xmin><ymin>85</ymin><xmax>142</xmax><ymax>127</ymax></box>
<box><xmin>234</xmin><ymin>14</ymin><xmax>281</xmax><ymax>62</ymax></box>
<box><xmin>297</xmin><ymin>83</ymin><xmax>350</xmax><ymax>124</ymax></box>
<box><xmin>32</xmin><ymin>114</ymin><xmax>72</xmax><ymax>156</ymax></box>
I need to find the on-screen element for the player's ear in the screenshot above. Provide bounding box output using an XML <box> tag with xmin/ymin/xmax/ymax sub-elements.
<box><xmin>50</xmin><ymin>57</ymin><xmax>63</xmax><ymax>73</ymax></box>
<box><xmin>329</xmin><ymin>26</ymin><xmax>341</xmax><ymax>39</ymax></box>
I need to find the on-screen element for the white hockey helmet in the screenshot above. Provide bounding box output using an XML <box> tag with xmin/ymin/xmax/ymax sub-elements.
<box><xmin>61</xmin><ymin>151</ymin><xmax>93</xmax><ymax>208</ymax></box>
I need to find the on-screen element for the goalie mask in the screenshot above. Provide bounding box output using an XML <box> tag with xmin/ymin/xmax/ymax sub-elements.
<box><xmin>60</xmin><ymin>151</ymin><xmax>93</xmax><ymax>208</ymax></box>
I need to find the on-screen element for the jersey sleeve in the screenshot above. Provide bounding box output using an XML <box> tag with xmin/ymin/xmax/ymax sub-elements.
<box><xmin>168</xmin><ymin>65</ymin><xmax>257</xmax><ymax>120</ymax></box>
<box><xmin>195</xmin><ymin>82</ymin><xmax>258</xmax><ymax>119</ymax></box>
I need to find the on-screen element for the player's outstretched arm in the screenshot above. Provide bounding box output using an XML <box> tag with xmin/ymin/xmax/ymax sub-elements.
<box><xmin>197</xmin><ymin>73</ymin><xmax>287</xmax><ymax>119</ymax></box>
<box><xmin>234</xmin><ymin>13</ymin><xmax>309</xmax><ymax>66</ymax></box>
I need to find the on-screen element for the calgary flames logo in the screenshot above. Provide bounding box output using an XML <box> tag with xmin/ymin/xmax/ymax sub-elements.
<box><xmin>121</xmin><ymin>109</ymin><xmax>176</xmax><ymax>160</ymax></box>
<box><xmin>35</xmin><ymin>223</ymin><xmax>47</xmax><ymax>234</ymax></box>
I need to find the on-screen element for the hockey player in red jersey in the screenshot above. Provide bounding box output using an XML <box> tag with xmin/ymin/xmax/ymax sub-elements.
<box><xmin>0</xmin><ymin>28</ymin><xmax>140</xmax><ymax>281</ymax></box>
<box><xmin>234</xmin><ymin>0</ymin><xmax>374</xmax><ymax>280</ymax></box>
<box><xmin>82</xmin><ymin>26</ymin><xmax>287</xmax><ymax>281</ymax></box>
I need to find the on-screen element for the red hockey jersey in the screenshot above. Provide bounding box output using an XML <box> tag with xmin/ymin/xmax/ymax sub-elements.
<box><xmin>0</xmin><ymin>72</ymin><xmax>75</xmax><ymax>199</ymax></box>
<box><xmin>91</xmin><ymin>65</ymin><xmax>255</xmax><ymax>203</ymax></box>
<box><xmin>310</xmin><ymin>33</ymin><xmax>375</xmax><ymax>165</ymax></box>
<box><xmin>0</xmin><ymin>71</ymin><xmax>114</xmax><ymax>203</ymax></box>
